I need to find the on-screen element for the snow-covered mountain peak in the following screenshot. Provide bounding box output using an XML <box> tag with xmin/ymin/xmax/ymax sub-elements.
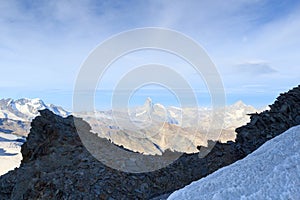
<box><xmin>226</xmin><ymin>100</ymin><xmax>258</xmax><ymax>114</ymax></box>
<box><xmin>0</xmin><ymin>98</ymin><xmax>70</xmax><ymax>121</ymax></box>
<box><xmin>0</xmin><ymin>98</ymin><xmax>70</xmax><ymax>175</ymax></box>
<box><xmin>6</xmin><ymin>98</ymin><xmax>14</xmax><ymax>106</ymax></box>
<box><xmin>145</xmin><ymin>97</ymin><xmax>153</xmax><ymax>104</ymax></box>
<box><xmin>232</xmin><ymin>100</ymin><xmax>246</xmax><ymax>107</ymax></box>
<box><xmin>229</xmin><ymin>100</ymin><xmax>254</xmax><ymax>110</ymax></box>
<box><xmin>143</xmin><ymin>97</ymin><xmax>154</xmax><ymax>112</ymax></box>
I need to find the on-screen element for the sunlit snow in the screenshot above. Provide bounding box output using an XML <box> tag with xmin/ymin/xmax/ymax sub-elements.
<box><xmin>168</xmin><ymin>125</ymin><xmax>300</xmax><ymax>200</ymax></box>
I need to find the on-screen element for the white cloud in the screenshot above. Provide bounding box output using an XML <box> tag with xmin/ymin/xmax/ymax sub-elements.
<box><xmin>0</xmin><ymin>0</ymin><xmax>299</xmax><ymax>107</ymax></box>
<box><xmin>234</xmin><ymin>61</ymin><xmax>277</xmax><ymax>75</ymax></box>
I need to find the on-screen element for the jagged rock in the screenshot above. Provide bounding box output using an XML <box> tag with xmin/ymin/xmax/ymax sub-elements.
<box><xmin>0</xmin><ymin>109</ymin><xmax>220</xmax><ymax>199</ymax></box>
<box><xmin>0</xmin><ymin>85</ymin><xmax>299</xmax><ymax>199</ymax></box>
<box><xmin>236</xmin><ymin>85</ymin><xmax>300</xmax><ymax>156</ymax></box>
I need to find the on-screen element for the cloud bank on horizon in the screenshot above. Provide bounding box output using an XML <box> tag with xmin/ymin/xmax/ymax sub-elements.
<box><xmin>0</xmin><ymin>0</ymin><xmax>299</xmax><ymax>108</ymax></box>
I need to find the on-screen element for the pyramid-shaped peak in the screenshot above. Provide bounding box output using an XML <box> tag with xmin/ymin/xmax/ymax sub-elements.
<box><xmin>144</xmin><ymin>97</ymin><xmax>153</xmax><ymax>106</ymax></box>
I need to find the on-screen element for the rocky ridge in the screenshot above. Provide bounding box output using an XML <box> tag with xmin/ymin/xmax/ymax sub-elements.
<box><xmin>0</xmin><ymin>85</ymin><xmax>299</xmax><ymax>199</ymax></box>
<box><xmin>236</xmin><ymin>85</ymin><xmax>300</xmax><ymax>156</ymax></box>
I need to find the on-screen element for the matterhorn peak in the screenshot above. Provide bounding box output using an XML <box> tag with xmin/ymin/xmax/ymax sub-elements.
<box><xmin>143</xmin><ymin>97</ymin><xmax>154</xmax><ymax>113</ymax></box>
<box><xmin>144</xmin><ymin>97</ymin><xmax>153</xmax><ymax>106</ymax></box>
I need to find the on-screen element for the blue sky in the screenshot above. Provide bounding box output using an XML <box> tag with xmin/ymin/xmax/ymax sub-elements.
<box><xmin>1</xmin><ymin>0</ymin><xmax>300</xmax><ymax>109</ymax></box>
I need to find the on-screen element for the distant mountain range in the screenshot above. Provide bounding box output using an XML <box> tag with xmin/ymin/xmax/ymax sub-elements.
<box><xmin>0</xmin><ymin>97</ymin><xmax>264</xmax><ymax>175</ymax></box>
<box><xmin>1</xmin><ymin>85</ymin><xmax>299</xmax><ymax>198</ymax></box>
<box><xmin>77</xmin><ymin>98</ymin><xmax>265</xmax><ymax>155</ymax></box>
<box><xmin>0</xmin><ymin>98</ymin><xmax>69</xmax><ymax>122</ymax></box>
<box><xmin>132</xmin><ymin>98</ymin><xmax>263</xmax><ymax>130</ymax></box>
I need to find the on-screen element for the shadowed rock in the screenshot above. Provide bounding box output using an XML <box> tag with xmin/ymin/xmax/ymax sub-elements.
<box><xmin>0</xmin><ymin>85</ymin><xmax>299</xmax><ymax>199</ymax></box>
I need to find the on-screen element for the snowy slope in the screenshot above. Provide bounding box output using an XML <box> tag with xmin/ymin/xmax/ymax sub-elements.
<box><xmin>168</xmin><ymin>125</ymin><xmax>300</xmax><ymax>200</ymax></box>
<box><xmin>0</xmin><ymin>132</ymin><xmax>24</xmax><ymax>176</ymax></box>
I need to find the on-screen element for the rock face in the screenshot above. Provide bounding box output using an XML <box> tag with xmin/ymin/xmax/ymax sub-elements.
<box><xmin>0</xmin><ymin>85</ymin><xmax>299</xmax><ymax>199</ymax></box>
<box><xmin>236</xmin><ymin>85</ymin><xmax>300</xmax><ymax>157</ymax></box>
<box><xmin>0</xmin><ymin>110</ymin><xmax>218</xmax><ymax>199</ymax></box>
<box><xmin>168</xmin><ymin>125</ymin><xmax>300</xmax><ymax>200</ymax></box>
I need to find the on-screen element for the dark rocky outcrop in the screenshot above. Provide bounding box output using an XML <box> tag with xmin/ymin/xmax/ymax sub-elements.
<box><xmin>0</xmin><ymin>110</ymin><xmax>215</xmax><ymax>200</ymax></box>
<box><xmin>0</xmin><ymin>85</ymin><xmax>299</xmax><ymax>199</ymax></box>
<box><xmin>236</xmin><ymin>85</ymin><xmax>300</xmax><ymax>157</ymax></box>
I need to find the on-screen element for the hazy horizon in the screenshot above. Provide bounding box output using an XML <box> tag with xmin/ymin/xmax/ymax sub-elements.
<box><xmin>1</xmin><ymin>0</ymin><xmax>300</xmax><ymax>111</ymax></box>
<box><xmin>1</xmin><ymin>88</ymin><xmax>279</xmax><ymax>111</ymax></box>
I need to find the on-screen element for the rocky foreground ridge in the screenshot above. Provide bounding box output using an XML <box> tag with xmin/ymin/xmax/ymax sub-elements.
<box><xmin>0</xmin><ymin>85</ymin><xmax>299</xmax><ymax>199</ymax></box>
